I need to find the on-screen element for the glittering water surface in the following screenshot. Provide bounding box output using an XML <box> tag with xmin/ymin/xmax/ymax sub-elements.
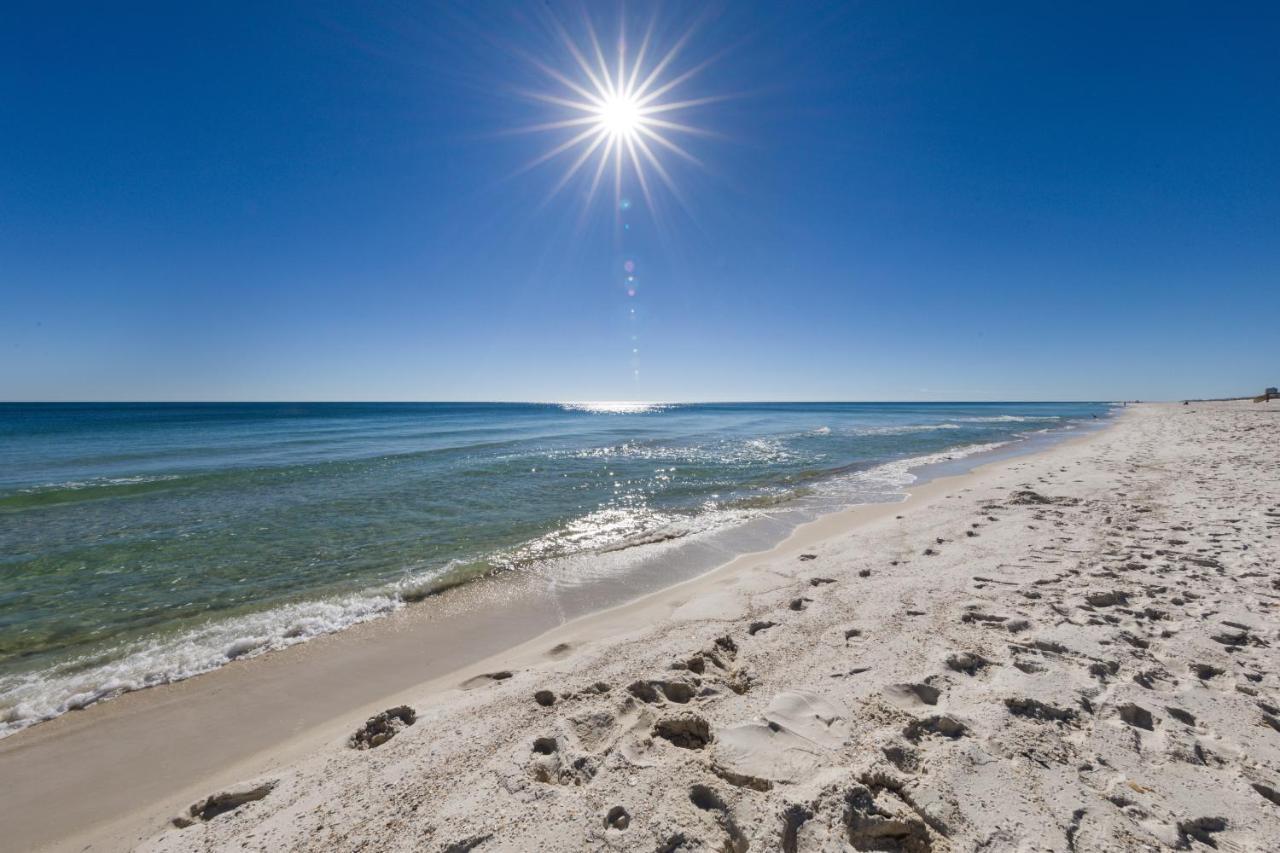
<box><xmin>0</xmin><ymin>401</ymin><xmax>1109</xmax><ymax>733</ymax></box>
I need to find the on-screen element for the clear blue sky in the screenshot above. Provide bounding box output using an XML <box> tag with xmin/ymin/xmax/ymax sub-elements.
<box><xmin>2</xmin><ymin>2</ymin><xmax>1277</xmax><ymax>402</ymax></box>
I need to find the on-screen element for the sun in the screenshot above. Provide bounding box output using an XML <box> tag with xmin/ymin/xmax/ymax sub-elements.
<box><xmin>597</xmin><ymin>93</ymin><xmax>642</xmax><ymax>140</ymax></box>
<box><xmin>509</xmin><ymin>11</ymin><xmax>724</xmax><ymax>216</ymax></box>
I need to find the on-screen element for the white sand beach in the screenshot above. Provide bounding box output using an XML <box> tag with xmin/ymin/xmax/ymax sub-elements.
<box><xmin>5</xmin><ymin>401</ymin><xmax>1280</xmax><ymax>852</ymax></box>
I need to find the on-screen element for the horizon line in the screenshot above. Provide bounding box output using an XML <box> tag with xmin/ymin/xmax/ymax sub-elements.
<box><xmin>1</xmin><ymin>398</ymin><xmax>1150</xmax><ymax>405</ymax></box>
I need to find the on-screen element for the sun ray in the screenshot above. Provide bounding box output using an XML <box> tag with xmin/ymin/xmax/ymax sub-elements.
<box><xmin>552</xmin><ymin>18</ymin><xmax>612</xmax><ymax>104</ymax></box>
<box><xmin>626</xmin><ymin>17</ymin><xmax>655</xmax><ymax>96</ymax></box>
<box><xmin>635</xmin><ymin>124</ymin><xmax>702</xmax><ymax>166</ymax></box>
<box><xmin>543</xmin><ymin>127</ymin><xmax>611</xmax><ymax>204</ymax></box>
<box><xmin>638</xmin><ymin>116</ymin><xmax>721</xmax><ymax>139</ymax></box>
<box><xmin>516</xmin><ymin>89</ymin><xmax>601</xmax><ymax>114</ymax></box>
<box><xmin>615</xmin><ymin>19</ymin><xmax>626</xmax><ymax>101</ymax></box>
<box><xmin>636</xmin><ymin>93</ymin><xmax>734</xmax><ymax>116</ymax></box>
<box><xmin>631</xmin><ymin>132</ymin><xmax>689</xmax><ymax>211</ymax></box>
<box><xmin>515</xmin><ymin>49</ymin><xmax>606</xmax><ymax>107</ymax></box>
<box><xmin>631</xmin><ymin>26</ymin><xmax>697</xmax><ymax>102</ymax></box>
<box><xmin>583</xmin><ymin>17</ymin><xmax>616</xmax><ymax>99</ymax></box>
<box><xmin>511</xmin><ymin>124</ymin><xmax>603</xmax><ymax>177</ymax></box>
<box><xmin>503</xmin><ymin>114</ymin><xmax>602</xmax><ymax>136</ymax></box>
<box><xmin>634</xmin><ymin>51</ymin><xmax>723</xmax><ymax>108</ymax></box>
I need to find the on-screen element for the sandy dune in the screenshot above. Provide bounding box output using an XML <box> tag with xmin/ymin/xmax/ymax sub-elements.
<box><xmin>28</xmin><ymin>402</ymin><xmax>1280</xmax><ymax>850</ymax></box>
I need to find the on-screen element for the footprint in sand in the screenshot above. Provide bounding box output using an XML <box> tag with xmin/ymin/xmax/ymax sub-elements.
<box><xmin>946</xmin><ymin>651</ymin><xmax>990</xmax><ymax>675</ymax></box>
<box><xmin>689</xmin><ymin>784</ymin><xmax>749</xmax><ymax>853</ymax></box>
<box><xmin>1117</xmin><ymin>702</ymin><xmax>1155</xmax><ymax>730</ymax></box>
<box><xmin>884</xmin><ymin>682</ymin><xmax>941</xmax><ymax>709</ymax></box>
<box><xmin>1085</xmin><ymin>590</ymin><xmax>1129</xmax><ymax>607</ymax></box>
<box><xmin>844</xmin><ymin>782</ymin><xmax>941</xmax><ymax>850</ymax></box>
<box><xmin>627</xmin><ymin>678</ymin><xmax>697</xmax><ymax>705</ymax></box>
<box><xmin>653</xmin><ymin>713</ymin><xmax>713</xmax><ymax>750</ymax></box>
<box><xmin>1005</xmin><ymin>697</ymin><xmax>1078</xmax><ymax>724</ymax></box>
<box><xmin>527</xmin><ymin>735</ymin><xmax>597</xmax><ymax>786</ymax></box>
<box><xmin>1176</xmin><ymin>817</ymin><xmax>1228</xmax><ymax>848</ymax></box>
<box><xmin>604</xmin><ymin>805</ymin><xmax>631</xmax><ymax>830</ymax></box>
<box><xmin>460</xmin><ymin>671</ymin><xmax>513</xmax><ymax>689</ymax></box>
<box><xmin>962</xmin><ymin>610</ymin><xmax>1032</xmax><ymax>633</ymax></box>
<box><xmin>902</xmin><ymin>714</ymin><xmax>967</xmax><ymax>741</ymax></box>
<box><xmin>1188</xmin><ymin>662</ymin><xmax>1223</xmax><ymax>680</ymax></box>
<box><xmin>348</xmin><ymin>705</ymin><xmax>416</xmax><ymax>749</ymax></box>
<box><xmin>172</xmin><ymin>780</ymin><xmax>277</xmax><ymax>827</ymax></box>
<box><xmin>778</xmin><ymin>802</ymin><xmax>816</xmax><ymax>853</ymax></box>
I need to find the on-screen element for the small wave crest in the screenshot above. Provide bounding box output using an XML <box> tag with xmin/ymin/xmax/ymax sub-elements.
<box><xmin>816</xmin><ymin>440</ymin><xmax>1011</xmax><ymax>501</ymax></box>
<box><xmin>857</xmin><ymin>423</ymin><xmax>962</xmax><ymax>435</ymax></box>
<box><xmin>955</xmin><ymin>415</ymin><xmax>1061</xmax><ymax>423</ymax></box>
<box><xmin>18</xmin><ymin>474</ymin><xmax>183</xmax><ymax>493</ymax></box>
<box><xmin>0</xmin><ymin>474</ymin><xmax>186</xmax><ymax>510</ymax></box>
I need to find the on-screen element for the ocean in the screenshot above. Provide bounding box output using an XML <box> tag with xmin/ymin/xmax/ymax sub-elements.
<box><xmin>0</xmin><ymin>401</ymin><xmax>1110</xmax><ymax>735</ymax></box>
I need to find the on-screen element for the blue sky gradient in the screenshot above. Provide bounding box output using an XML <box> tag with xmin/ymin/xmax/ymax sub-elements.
<box><xmin>2</xmin><ymin>2</ymin><xmax>1277</xmax><ymax>401</ymax></box>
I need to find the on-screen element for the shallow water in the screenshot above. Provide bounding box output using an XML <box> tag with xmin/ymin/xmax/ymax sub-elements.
<box><xmin>0</xmin><ymin>401</ymin><xmax>1110</xmax><ymax>733</ymax></box>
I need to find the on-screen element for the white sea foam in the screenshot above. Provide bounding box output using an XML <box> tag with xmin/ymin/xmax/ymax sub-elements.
<box><xmin>817</xmin><ymin>440</ymin><xmax>1011</xmax><ymax>501</ymax></box>
<box><xmin>393</xmin><ymin>561</ymin><xmax>476</xmax><ymax>601</ymax></box>
<box><xmin>17</xmin><ymin>473</ymin><xmax>183</xmax><ymax>494</ymax></box>
<box><xmin>0</xmin><ymin>590</ymin><xmax>403</xmax><ymax>738</ymax></box>
<box><xmin>955</xmin><ymin>415</ymin><xmax>1061</xmax><ymax>423</ymax></box>
<box><xmin>856</xmin><ymin>423</ymin><xmax>962</xmax><ymax>435</ymax></box>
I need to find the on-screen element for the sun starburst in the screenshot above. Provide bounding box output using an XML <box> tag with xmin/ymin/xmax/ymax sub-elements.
<box><xmin>511</xmin><ymin>11</ymin><xmax>722</xmax><ymax>217</ymax></box>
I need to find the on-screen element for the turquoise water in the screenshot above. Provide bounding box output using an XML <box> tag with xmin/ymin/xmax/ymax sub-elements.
<box><xmin>0</xmin><ymin>401</ymin><xmax>1109</xmax><ymax>733</ymax></box>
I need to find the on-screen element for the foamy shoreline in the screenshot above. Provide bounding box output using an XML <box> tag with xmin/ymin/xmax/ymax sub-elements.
<box><xmin>5</xmin><ymin>402</ymin><xmax>1278</xmax><ymax>852</ymax></box>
